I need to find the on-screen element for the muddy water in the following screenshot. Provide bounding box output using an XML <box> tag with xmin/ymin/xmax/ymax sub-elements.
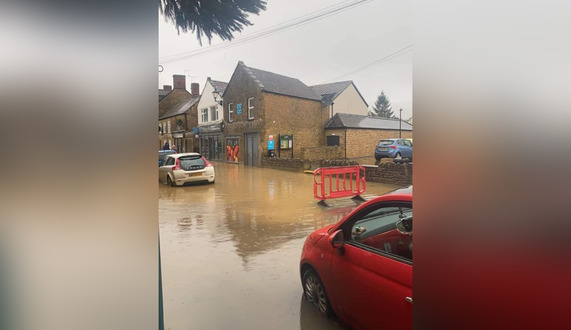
<box><xmin>159</xmin><ymin>162</ymin><xmax>403</xmax><ymax>330</ymax></box>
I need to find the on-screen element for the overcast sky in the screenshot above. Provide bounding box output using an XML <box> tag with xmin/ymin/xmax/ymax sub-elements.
<box><xmin>159</xmin><ymin>0</ymin><xmax>412</xmax><ymax>120</ymax></box>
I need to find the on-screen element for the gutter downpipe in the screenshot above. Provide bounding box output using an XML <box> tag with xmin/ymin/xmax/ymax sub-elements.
<box><xmin>344</xmin><ymin>128</ymin><xmax>347</xmax><ymax>159</ymax></box>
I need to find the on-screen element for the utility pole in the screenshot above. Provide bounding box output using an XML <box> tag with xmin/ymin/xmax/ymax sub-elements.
<box><xmin>399</xmin><ymin>108</ymin><xmax>403</xmax><ymax>138</ymax></box>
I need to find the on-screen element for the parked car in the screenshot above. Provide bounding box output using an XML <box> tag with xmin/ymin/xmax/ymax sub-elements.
<box><xmin>159</xmin><ymin>150</ymin><xmax>177</xmax><ymax>166</ymax></box>
<box><xmin>300</xmin><ymin>187</ymin><xmax>412</xmax><ymax>330</ymax></box>
<box><xmin>374</xmin><ymin>138</ymin><xmax>412</xmax><ymax>161</ymax></box>
<box><xmin>159</xmin><ymin>153</ymin><xmax>215</xmax><ymax>186</ymax></box>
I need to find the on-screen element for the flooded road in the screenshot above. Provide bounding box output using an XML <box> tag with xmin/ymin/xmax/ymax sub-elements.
<box><xmin>159</xmin><ymin>162</ymin><xmax>403</xmax><ymax>330</ymax></box>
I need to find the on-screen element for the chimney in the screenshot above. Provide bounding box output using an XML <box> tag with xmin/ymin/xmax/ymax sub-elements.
<box><xmin>163</xmin><ymin>85</ymin><xmax>172</xmax><ymax>91</ymax></box>
<box><xmin>173</xmin><ymin>75</ymin><xmax>186</xmax><ymax>90</ymax></box>
<box><xmin>191</xmin><ymin>83</ymin><xmax>200</xmax><ymax>96</ymax></box>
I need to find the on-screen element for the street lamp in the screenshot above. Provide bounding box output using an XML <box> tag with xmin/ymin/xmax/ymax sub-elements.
<box><xmin>399</xmin><ymin>108</ymin><xmax>403</xmax><ymax>138</ymax></box>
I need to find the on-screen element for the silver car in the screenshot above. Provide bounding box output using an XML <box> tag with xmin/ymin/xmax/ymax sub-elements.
<box><xmin>159</xmin><ymin>153</ymin><xmax>215</xmax><ymax>186</ymax></box>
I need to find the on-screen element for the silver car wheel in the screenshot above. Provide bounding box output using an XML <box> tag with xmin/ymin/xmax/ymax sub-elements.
<box><xmin>395</xmin><ymin>152</ymin><xmax>402</xmax><ymax>159</ymax></box>
<box><xmin>303</xmin><ymin>270</ymin><xmax>330</xmax><ymax>315</ymax></box>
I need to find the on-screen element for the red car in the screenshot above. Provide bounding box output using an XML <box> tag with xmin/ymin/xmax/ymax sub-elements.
<box><xmin>300</xmin><ymin>187</ymin><xmax>412</xmax><ymax>330</ymax></box>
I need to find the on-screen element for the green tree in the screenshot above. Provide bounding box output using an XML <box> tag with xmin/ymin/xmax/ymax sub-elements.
<box><xmin>370</xmin><ymin>91</ymin><xmax>395</xmax><ymax>118</ymax></box>
<box><xmin>159</xmin><ymin>0</ymin><xmax>267</xmax><ymax>45</ymax></box>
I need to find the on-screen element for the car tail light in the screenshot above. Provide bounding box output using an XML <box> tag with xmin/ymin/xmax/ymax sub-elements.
<box><xmin>171</xmin><ymin>158</ymin><xmax>181</xmax><ymax>171</ymax></box>
<box><xmin>390</xmin><ymin>145</ymin><xmax>397</xmax><ymax>149</ymax></box>
<box><xmin>202</xmin><ymin>157</ymin><xmax>213</xmax><ymax>167</ymax></box>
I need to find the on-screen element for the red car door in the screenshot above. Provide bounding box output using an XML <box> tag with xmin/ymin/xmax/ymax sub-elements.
<box><xmin>329</xmin><ymin>203</ymin><xmax>413</xmax><ymax>330</ymax></box>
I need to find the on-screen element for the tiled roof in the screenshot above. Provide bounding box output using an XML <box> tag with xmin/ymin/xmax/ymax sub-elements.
<box><xmin>325</xmin><ymin>113</ymin><xmax>413</xmax><ymax>130</ymax></box>
<box><xmin>211</xmin><ymin>80</ymin><xmax>228</xmax><ymax>95</ymax></box>
<box><xmin>159</xmin><ymin>95</ymin><xmax>200</xmax><ymax>119</ymax></box>
<box><xmin>239</xmin><ymin>61</ymin><xmax>322</xmax><ymax>101</ymax></box>
<box><xmin>310</xmin><ymin>81</ymin><xmax>369</xmax><ymax>107</ymax></box>
<box><xmin>310</xmin><ymin>81</ymin><xmax>352</xmax><ymax>106</ymax></box>
<box><xmin>159</xmin><ymin>89</ymin><xmax>172</xmax><ymax>101</ymax></box>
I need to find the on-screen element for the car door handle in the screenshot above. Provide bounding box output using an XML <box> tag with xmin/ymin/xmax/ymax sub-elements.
<box><xmin>405</xmin><ymin>297</ymin><xmax>413</xmax><ymax>304</ymax></box>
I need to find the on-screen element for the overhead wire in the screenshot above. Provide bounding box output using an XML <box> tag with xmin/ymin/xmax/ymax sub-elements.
<box><xmin>160</xmin><ymin>0</ymin><xmax>374</xmax><ymax>64</ymax></box>
<box><xmin>326</xmin><ymin>45</ymin><xmax>412</xmax><ymax>82</ymax></box>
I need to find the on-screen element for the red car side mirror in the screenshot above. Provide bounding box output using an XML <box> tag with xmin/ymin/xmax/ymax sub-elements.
<box><xmin>329</xmin><ymin>230</ymin><xmax>345</xmax><ymax>249</ymax></box>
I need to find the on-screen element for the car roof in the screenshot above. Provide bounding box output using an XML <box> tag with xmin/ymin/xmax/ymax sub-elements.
<box><xmin>167</xmin><ymin>152</ymin><xmax>203</xmax><ymax>159</ymax></box>
<box><xmin>330</xmin><ymin>188</ymin><xmax>412</xmax><ymax>232</ymax></box>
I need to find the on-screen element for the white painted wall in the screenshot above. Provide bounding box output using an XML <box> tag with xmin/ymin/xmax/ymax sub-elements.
<box><xmin>331</xmin><ymin>84</ymin><xmax>369</xmax><ymax>117</ymax></box>
<box><xmin>197</xmin><ymin>80</ymin><xmax>224</xmax><ymax>125</ymax></box>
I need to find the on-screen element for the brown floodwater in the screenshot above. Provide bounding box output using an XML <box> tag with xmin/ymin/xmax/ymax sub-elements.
<box><xmin>159</xmin><ymin>162</ymin><xmax>403</xmax><ymax>330</ymax></box>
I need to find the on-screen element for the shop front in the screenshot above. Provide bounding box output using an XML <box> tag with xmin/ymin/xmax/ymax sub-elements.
<box><xmin>198</xmin><ymin>122</ymin><xmax>224</xmax><ymax>161</ymax></box>
<box><xmin>225</xmin><ymin>135</ymin><xmax>240</xmax><ymax>163</ymax></box>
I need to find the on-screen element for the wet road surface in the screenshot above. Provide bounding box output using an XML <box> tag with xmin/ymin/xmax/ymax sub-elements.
<box><xmin>159</xmin><ymin>162</ymin><xmax>403</xmax><ymax>330</ymax></box>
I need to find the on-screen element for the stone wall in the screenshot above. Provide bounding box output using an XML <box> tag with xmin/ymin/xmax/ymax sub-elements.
<box><xmin>261</xmin><ymin>156</ymin><xmax>363</xmax><ymax>171</ymax></box>
<box><xmin>299</xmin><ymin>146</ymin><xmax>344</xmax><ymax>161</ymax></box>
<box><xmin>319</xmin><ymin>159</ymin><xmax>360</xmax><ymax>167</ymax></box>
<box><xmin>363</xmin><ymin>163</ymin><xmax>412</xmax><ymax>186</ymax></box>
<box><xmin>262</xmin><ymin>156</ymin><xmax>307</xmax><ymax>171</ymax></box>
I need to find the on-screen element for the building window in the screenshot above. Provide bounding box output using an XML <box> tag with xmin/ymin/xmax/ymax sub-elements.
<box><xmin>247</xmin><ymin>97</ymin><xmax>254</xmax><ymax>120</ymax></box>
<box><xmin>201</xmin><ymin>108</ymin><xmax>208</xmax><ymax>123</ymax></box>
<box><xmin>228</xmin><ymin>103</ymin><xmax>234</xmax><ymax>122</ymax></box>
<box><xmin>167</xmin><ymin>121</ymin><xmax>171</xmax><ymax>133</ymax></box>
<box><xmin>162</xmin><ymin>122</ymin><xmax>165</xmax><ymax>134</ymax></box>
<box><xmin>327</xmin><ymin>135</ymin><xmax>340</xmax><ymax>146</ymax></box>
<box><xmin>210</xmin><ymin>106</ymin><xmax>218</xmax><ymax>121</ymax></box>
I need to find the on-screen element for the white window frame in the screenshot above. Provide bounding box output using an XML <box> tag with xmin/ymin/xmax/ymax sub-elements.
<box><xmin>247</xmin><ymin>97</ymin><xmax>254</xmax><ymax>120</ymax></box>
<box><xmin>201</xmin><ymin>108</ymin><xmax>208</xmax><ymax>123</ymax></box>
<box><xmin>210</xmin><ymin>106</ymin><xmax>218</xmax><ymax>121</ymax></box>
<box><xmin>228</xmin><ymin>103</ymin><xmax>234</xmax><ymax>122</ymax></box>
<box><xmin>167</xmin><ymin>121</ymin><xmax>171</xmax><ymax>133</ymax></box>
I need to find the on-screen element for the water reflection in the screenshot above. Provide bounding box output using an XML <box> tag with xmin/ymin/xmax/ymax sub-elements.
<box><xmin>159</xmin><ymin>162</ymin><xmax>402</xmax><ymax>330</ymax></box>
<box><xmin>221</xmin><ymin>206</ymin><xmax>308</xmax><ymax>270</ymax></box>
<box><xmin>299</xmin><ymin>297</ymin><xmax>348</xmax><ymax>330</ymax></box>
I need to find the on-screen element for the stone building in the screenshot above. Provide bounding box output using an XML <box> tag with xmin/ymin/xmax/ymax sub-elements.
<box><xmin>158</xmin><ymin>74</ymin><xmax>200</xmax><ymax>152</ymax></box>
<box><xmin>218</xmin><ymin>61</ymin><xmax>411</xmax><ymax>166</ymax></box>
<box><xmin>196</xmin><ymin>77</ymin><xmax>228</xmax><ymax>161</ymax></box>
<box><xmin>222</xmin><ymin>61</ymin><xmax>328</xmax><ymax>166</ymax></box>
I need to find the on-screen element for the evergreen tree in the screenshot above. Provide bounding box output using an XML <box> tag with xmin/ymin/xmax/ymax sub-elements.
<box><xmin>370</xmin><ymin>91</ymin><xmax>395</xmax><ymax>118</ymax></box>
<box><xmin>160</xmin><ymin>0</ymin><xmax>267</xmax><ymax>45</ymax></box>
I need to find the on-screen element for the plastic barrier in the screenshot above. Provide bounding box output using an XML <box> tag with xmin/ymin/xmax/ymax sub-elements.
<box><xmin>314</xmin><ymin>166</ymin><xmax>366</xmax><ymax>206</ymax></box>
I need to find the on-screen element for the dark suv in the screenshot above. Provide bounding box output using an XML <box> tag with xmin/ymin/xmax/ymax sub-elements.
<box><xmin>159</xmin><ymin>150</ymin><xmax>176</xmax><ymax>166</ymax></box>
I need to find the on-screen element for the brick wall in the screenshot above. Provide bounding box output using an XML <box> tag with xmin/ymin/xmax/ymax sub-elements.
<box><xmin>346</xmin><ymin>128</ymin><xmax>412</xmax><ymax>159</ymax></box>
<box><xmin>363</xmin><ymin>163</ymin><xmax>412</xmax><ymax>186</ymax></box>
<box><xmin>262</xmin><ymin>93</ymin><xmax>327</xmax><ymax>160</ymax></box>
